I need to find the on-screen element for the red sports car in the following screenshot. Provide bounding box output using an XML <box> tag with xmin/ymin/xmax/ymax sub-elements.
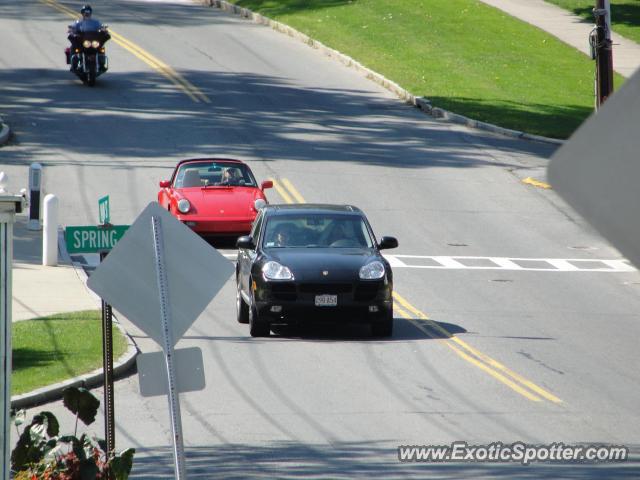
<box><xmin>158</xmin><ymin>158</ymin><xmax>272</xmax><ymax>237</ymax></box>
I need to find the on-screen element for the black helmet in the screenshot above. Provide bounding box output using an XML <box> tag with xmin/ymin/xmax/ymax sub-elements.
<box><xmin>80</xmin><ymin>5</ymin><xmax>92</xmax><ymax>15</ymax></box>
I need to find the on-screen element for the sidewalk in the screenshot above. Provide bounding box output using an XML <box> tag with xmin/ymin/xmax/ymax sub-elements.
<box><xmin>12</xmin><ymin>217</ymin><xmax>99</xmax><ymax>320</ymax></box>
<box><xmin>480</xmin><ymin>0</ymin><xmax>640</xmax><ymax>78</ymax></box>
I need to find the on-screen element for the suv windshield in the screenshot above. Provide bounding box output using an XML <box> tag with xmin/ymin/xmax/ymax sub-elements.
<box><xmin>263</xmin><ymin>214</ymin><xmax>374</xmax><ymax>249</ymax></box>
<box><xmin>174</xmin><ymin>162</ymin><xmax>257</xmax><ymax>188</ymax></box>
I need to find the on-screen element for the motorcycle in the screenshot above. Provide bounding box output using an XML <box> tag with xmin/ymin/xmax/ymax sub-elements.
<box><xmin>65</xmin><ymin>26</ymin><xmax>110</xmax><ymax>86</ymax></box>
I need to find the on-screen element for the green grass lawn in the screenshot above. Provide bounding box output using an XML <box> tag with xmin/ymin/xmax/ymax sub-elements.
<box><xmin>545</xmin><ymin>0</ymin><xmax>640</xmax><ymax>44</ymax></box>
<box><xmin>231</xmin><ymin>0</ymin><xmax>626</xmax><ymax>138</ymax></box>
<box><xmin>12</xmin><ymin>311</ymin><xmax>127</xmax><ymax>395</ymax></box>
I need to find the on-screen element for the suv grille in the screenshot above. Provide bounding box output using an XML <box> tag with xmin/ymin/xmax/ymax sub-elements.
<box><xmin>299</xmin><ymin>283</ymin><xmax>352</xmax><ymax>294</ymax></box>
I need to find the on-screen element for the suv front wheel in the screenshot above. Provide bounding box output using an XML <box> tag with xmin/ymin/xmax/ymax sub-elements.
<box><xmin>249</xmin><ymin>303</ymin><xmax>270</xmax><ymax>337</ymax></box>
<box><xmin>236</xmin><ymin>281</ymin><xmax>249</xmax><ymax>324</ymax></box>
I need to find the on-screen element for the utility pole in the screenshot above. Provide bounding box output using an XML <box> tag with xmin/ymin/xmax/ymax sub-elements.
<box><xmin>592</xmin><ymin>0</ymin><xmax>614</xmax><ymax>109</ymax></box>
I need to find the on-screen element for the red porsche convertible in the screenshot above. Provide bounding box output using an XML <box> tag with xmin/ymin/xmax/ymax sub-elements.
<box><xmin>158</xmin><ymin>158</ymin><xmax>272</xmax><ymax>237</ymax></box>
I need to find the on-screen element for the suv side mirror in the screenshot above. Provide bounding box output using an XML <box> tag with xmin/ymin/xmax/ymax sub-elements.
<box><xmin>261</xmin><ymin>180</ymin><xmax>273</xmax><ymax>190</ymax></box>
<box><xmin>378</xmin><ymin>236</ymin><xmax>398</xmax><ymax>250</ymax></box>
<box><xmin>159</xmin><ymin>180</ymin><xmax>170</xmax><ymax>188</ymax></box>
<box><xmin>237</xmin><ymin>235</ymin><xmax>256</xmax><ymax>250</ymax></box>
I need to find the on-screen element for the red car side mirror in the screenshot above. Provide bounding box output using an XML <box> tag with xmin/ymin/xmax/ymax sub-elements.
<box><xmin>261</xmin><ymin>180</ymin><xmax>273</xmax><ymax>190</ymax></box>
<box><xmin>159</xmin><ymin>180</ymin><xmax>170</xmax><ymax>188</ymax></box>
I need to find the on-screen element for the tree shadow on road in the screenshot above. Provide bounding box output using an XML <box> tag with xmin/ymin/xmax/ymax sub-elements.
<box><xmin>0</xmin><ymin>68</ymin><xmax>557</xmax><ymax>170</ymax></box>
<box><xmin>0</xmin><ymin>0</ymin><xmax>255</xmax><ymax>28</ymax></box>
<box><xmin>128</xmin><ymin>443</ymin><xmax>640</xmax><ymax>479</ymax></box>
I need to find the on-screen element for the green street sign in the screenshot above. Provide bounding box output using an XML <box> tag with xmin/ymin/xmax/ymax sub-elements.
<box><xmin>65</xmin><ymin>225</ymin><xmax>129</xmax><ymax>254</ymax></box>
<box><xmin>99</xmin><ymin>195</ymin><xmax>110</xmax><ymax>225</ymax></box>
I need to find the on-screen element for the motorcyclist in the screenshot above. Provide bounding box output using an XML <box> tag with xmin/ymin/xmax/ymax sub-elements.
<box><xmin>68</xmin><ymin>5</ymin><xmax>105</xmax><ymax>39</ymax></box>
<box><xmin>67</xmin><ymin>5</ymin><xmax>110</xmax><ymax>71</ymax></box>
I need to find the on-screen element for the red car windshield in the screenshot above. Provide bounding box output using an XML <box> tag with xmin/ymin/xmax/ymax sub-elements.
<box><xmin>173</xmin><ymin>162</ymin><xmax>257</xmax><ymax>188</ymax></box>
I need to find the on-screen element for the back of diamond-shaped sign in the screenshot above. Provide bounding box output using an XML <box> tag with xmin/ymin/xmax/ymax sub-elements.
<box><xmin>87</xmin><ymin>201</ymin><xmax>234</xmax><ymax>346</ymax></box>
<box><xmin>548</xmin><ymin>68</ymin><xmax>640</xmax><ymax>269</ymax></box>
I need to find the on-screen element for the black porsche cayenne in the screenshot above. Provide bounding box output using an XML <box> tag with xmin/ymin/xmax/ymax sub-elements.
<box><xmin>235</xmin><ymin>204</ymin><xmax>398</xmax><ymax>337</ymax></box>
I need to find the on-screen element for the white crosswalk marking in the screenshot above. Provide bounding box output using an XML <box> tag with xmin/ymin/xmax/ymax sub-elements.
<box><xmin>489</xmin><ymin>257</ymin><xmax>522</xmax><ymax>270</ymax></box>
<box><xmin>602</xmin><ymin>260</ymin><xmax>637</xmax><ymax>272</ymax></box>
<box><xmin>383</xmin><ymin>255</ymin><xmax>637</xmax><ymax>272</ymax></box>
<box><xmin>384</xmin><ymin>255</ymin><xmax>408</xmax><ymax>268</ymax></box>
<box><xmin>73</xmin><ymin>253</ymin><xmax>637</xmax><ymax>273</ymax></box>
<box><xmin>432</xmin><ymin>256</ymin><xmax>467</xmax><ymax>268</ymax></box>
<box><xmin>546</xmin><ymin>259</ymin><xmax>580</xmax><ymax>271</ymax></box>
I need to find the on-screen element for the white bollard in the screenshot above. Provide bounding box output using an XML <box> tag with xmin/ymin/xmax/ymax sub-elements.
<box><xmin>43</xmin><ymin>194</ymin><xmax>59</xmax><ymax>266</ymax></box>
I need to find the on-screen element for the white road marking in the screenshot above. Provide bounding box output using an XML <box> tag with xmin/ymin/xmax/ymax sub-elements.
<box><xmin>384</xmin><ymin>255</ymin><xmax>637</xmax><ymax>272</ymax></box>
<box><xmin>432</xmin><ymin>256</ymin><xmax>467</xmax><ymax>269</ymax></box>
<box><xmin>546</xmin><ymin>259</ymin><xmax>580</xmax><ymax>271</ymax></box>
<box><xmin>74</xmin><ymin>253</ymin><xmax>637</xmax><ymax>273</ymax></box>
<box><xmin>384</xmin><ymin>255</ymin><xmax>407</xmax><ymax>268</ymax></box>
<box><xmin>489</xmin><ymin>257</ymin><xmax>521</xmax><ymax>269</ymax></box>
<box><xmin>602</xmin><ymin>260</ymin><xmax>637</xmax><ymax>271</ymax></box>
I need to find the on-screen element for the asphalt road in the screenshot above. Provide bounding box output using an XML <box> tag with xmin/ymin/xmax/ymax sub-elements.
<box><xmin>2</xmin><ymin>0</ymin><xmax>640</xmax><ymax>478</ymax></box>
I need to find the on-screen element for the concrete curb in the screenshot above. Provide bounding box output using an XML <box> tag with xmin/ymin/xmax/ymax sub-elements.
<box><xmin>201</xmin><ymin>0</ymin><xmax>565</xmax><ymax>146</ymax></box>
<box><xmin>0</xmin><ymin>116</ymin><xmax>10</xmax><ymax>146</ymax></box>
<box><xmin>10</xmin><ymin>231</ymin><xmax>139</xmax><ymax>410</ymax></box>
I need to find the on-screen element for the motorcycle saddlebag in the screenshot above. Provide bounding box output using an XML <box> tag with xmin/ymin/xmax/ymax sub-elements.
<box><xmin>65</xmin><ymin>47</ymin><xmax>71</xmax><ymax>64</ymax></box>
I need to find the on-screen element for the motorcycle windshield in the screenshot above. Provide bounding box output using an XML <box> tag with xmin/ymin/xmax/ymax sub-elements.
<box><xmin>76</xmin><ymin>19</ymin><xmax>102</xmax><ymax>33</ymax></box>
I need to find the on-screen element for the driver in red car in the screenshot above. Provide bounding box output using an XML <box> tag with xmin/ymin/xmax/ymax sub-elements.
<box><xmin>221</xmin><ymin>167</ymin><xmax>243</xmax><ymax>186</ymax></box>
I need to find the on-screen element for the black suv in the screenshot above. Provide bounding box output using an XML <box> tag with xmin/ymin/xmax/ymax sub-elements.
<box><xmin>235</xmin><ymin>204</ymin><xmax>398</xmax><ymax>337</ymax></box>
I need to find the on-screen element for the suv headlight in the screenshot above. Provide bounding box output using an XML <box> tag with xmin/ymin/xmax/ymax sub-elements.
<box><xmin>177</xmin><ymin>198</ymin><xmax>191</xmax><ymax>214</ymax></box>
<box><xmin>262</xmin><ymin>261</ymin><xmax>294</xmax><ymax>280</ymax></box>
<box><xmin>359</xmin><ymin>261</ymin><xmax>385</xmax><ymax>280</ymax></box>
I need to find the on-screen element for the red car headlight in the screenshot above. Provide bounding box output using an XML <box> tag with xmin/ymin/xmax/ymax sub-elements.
<box><xmin>254</xmin><ymin>198</ymin><xmax>266</xmax><ymax>211</ymax></box>
<box><xmin>177</xmin><ymin>198</ymin><xmax>191</xmax><ymax>213</ymax></box>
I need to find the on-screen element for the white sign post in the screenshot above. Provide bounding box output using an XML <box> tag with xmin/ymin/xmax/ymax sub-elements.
<box><xmin>0</xmin><ymin>194</ymin><xmax>25</xmax><ymax>479</ymax></box>
<box><xmin>150</xmin><ymin>214</ymin><xmax>186</xmax><ymax>479</ymax></box>
<box><xmin>87</xmin><ymin>202</ymin><xmax>234</xmax><ymax>479</ymax></box>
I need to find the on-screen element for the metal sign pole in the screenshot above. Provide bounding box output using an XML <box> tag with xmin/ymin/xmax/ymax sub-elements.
<box><xmin>99</xmin><ymin>251</ymin><xmax>115</xmax><ymax>478</ymax></box>
<box><xmin>151</xmin><ymin>215</ymin><xmax>186</xmax><ymax>480</ymax></box>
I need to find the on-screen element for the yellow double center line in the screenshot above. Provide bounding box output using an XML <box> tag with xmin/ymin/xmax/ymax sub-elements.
<box><xmin>271</xmin><ymin>178</ymin><xmax>305</xmax><ymax>204</ymax></box>
<box><xmin>40</xmin><ymin>0</ymin><xmax>210</xmax><ymax>103</ymax></box>
<box><xmin>393</xmin><ymin>292</ymin><xmax>562</xmax><ymax>404</ymax></box>
<box><xmin>109</xmin><ymin>31</ymin><xmax>210</xmax><ymax>103</ymax></box>
<box><xmin>272</xmin><ymin>177</ymin><xmax>562</xmax><ymax>404</ymax></box>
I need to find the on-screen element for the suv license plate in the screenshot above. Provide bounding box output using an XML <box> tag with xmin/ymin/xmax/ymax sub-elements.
<box><xmin>315</xmin><ymin>294</ymin><xmax>337</xmax><ymax>307</ymax></box>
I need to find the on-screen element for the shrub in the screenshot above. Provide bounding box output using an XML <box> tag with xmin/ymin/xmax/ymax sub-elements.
<box><xmin>11</xmin><ymin>386</ymin><xmax>134</xmax><ymax>480</ymax></box>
